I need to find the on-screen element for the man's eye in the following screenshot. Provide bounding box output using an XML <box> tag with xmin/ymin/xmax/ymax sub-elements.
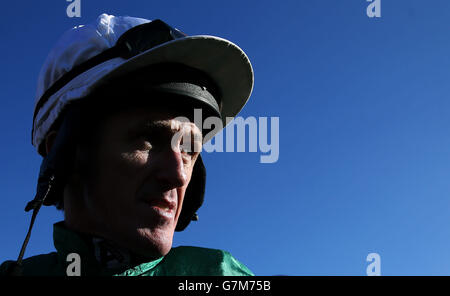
<box><xmin>179</xmin><ymin>134</ymin><xmax>202</xmax><ymax>155</ymax></box>
<box><xmin>180</xmin><ymin>146</ymin><xmax>195</xmax><ymax>156</ymax></box>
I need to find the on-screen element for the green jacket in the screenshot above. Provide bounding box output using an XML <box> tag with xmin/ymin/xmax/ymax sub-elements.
<box><xmin>0</xmin><ymin>222</ymin><xmax>253</xmax><ymax>276</ymax></box>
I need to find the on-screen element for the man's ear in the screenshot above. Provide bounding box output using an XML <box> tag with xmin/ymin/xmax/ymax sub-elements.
<box><xmin>45</xmin><ymin>131</ymin><xmax>58</xmax><ymax>155</ymax></box>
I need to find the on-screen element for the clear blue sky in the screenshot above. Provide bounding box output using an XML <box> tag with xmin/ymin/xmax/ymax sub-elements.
<box><xmin>1</xmin><ymin>0</ymin><xmax>450</xmax><ymax>275</ymax></box>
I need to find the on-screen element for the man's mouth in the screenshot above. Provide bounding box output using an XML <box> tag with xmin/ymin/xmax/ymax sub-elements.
<box><xmin>141</xmin><ymin>198</ymin><xmax>177</xmax><ymax>220</ymax></box>
<box><xmin>148</xmin><ymin>199</ymin><xmax>175</xmax><ymax>211</ymax></box>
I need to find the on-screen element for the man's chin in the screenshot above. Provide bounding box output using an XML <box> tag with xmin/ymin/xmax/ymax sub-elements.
<box><xmin>132</xmin><ymin>226</ymin><xmax>174</xmax><ymax>258</ymax></box>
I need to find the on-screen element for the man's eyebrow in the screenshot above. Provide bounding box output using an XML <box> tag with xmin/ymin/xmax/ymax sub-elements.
<box><xmin>143</xmin><ymin>121</ymin><xmax>174</xmax><ymax>132</ymax></box>
<box><xmin>127</xmin><ymin>121</ymin><xmax>173</xmax><ymax>138</ymax></box>
<box><xmin>132</xmin><ymin>120</ymin><xmax>203</xmax><ymax>137</ymax></box>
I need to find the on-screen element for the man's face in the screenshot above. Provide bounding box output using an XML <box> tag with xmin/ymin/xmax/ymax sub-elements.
<box><xmin>74</xmin><ymin>106</ymin><xmax>202</xmax><ymax>258</ymax></box>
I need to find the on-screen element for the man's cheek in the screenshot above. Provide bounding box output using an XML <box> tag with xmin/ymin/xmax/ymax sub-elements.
<box><xmin>176</xmin><ymin>187</ymin><xmax>187</xmax><ymax>217</ymax></box>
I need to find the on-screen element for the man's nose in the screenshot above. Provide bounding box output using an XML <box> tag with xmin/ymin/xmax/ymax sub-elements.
<box><xmin>153</xmin><ymin>146</ymin><xmax>188</xmax><ymax>190</ymax></box>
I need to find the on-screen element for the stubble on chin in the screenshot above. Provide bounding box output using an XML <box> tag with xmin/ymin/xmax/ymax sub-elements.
<box><xmin>134</xmin><ymin>226</ymin><xmax>175</xmax><ymax>257</ymax></box>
